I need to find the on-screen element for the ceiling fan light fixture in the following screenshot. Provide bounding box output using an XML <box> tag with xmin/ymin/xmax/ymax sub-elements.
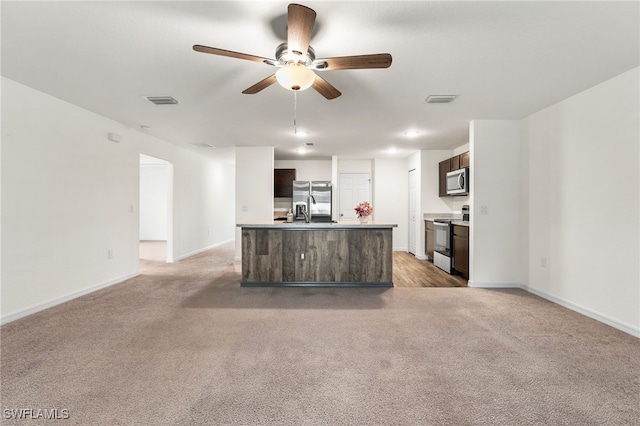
<box><xmin>276</xmin><ymin>63</ymin><xmax>315</xmax><ymax>91</ymax></box>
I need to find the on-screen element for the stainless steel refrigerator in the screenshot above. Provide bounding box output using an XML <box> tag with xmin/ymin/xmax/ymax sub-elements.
<box><xmin>292</xmin><ymin>181</ymin><xmax>332</xmax><ymax>222</ymax></box>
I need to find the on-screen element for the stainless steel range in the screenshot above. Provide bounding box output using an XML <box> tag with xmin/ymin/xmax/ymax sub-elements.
<box><xmin>432</xmin><ymin>219</ymin><xmax>453</xmax><ymax>273</ymax></box>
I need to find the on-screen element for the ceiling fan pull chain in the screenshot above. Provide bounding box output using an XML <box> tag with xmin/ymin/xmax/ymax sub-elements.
<box><xmin>293</xmin><ymin>91</ymin><xmax>298</xmax><ymax>135</ymax></box>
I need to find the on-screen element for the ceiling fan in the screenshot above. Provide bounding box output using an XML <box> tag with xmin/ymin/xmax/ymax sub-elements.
<box><xmin>193</xmin><ymin>3</ymin><xmax>392</xmax><ymax>100</ymax></box>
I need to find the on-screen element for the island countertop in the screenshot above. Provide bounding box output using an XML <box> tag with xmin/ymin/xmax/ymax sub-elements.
<box><xmin>238</xmin><ymin>222</ymin><xmax>397</xmax><ymax>287</ymax></box>
<box><xmin>237</xmin><ymin>221</ymin><xmax>398</xmax><ymax>229</ymax></box>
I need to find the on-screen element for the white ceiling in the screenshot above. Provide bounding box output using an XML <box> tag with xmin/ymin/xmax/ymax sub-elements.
<box><xmin>2</xmin><ymin>1</ymin><xmax>638</xmax><ymax>164</ymax></box>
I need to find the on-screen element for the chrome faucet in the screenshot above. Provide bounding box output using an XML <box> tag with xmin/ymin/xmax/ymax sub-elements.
<box><xmin>301</xmin><ymin>205</ymin><xmax>310</xmax><ymax>223</ymax></box>
<box><xmin>302</xmin><ymin>196</ymin><xmax>316</xmax><ymax>223</ymax></box>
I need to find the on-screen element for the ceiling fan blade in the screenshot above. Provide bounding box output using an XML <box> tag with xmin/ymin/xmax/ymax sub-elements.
<box><xmin>193</xmin><ymin>45</ymin><xmax>274</xmax><ymax>65</ymax></box>
<box><xmin>287</xmin><ymin>4</ymin><xmax>316</xmax><ymax>57</ymax></box>
<box><xmin>314</xmin><ymin>53</ymin><xmax>392</xmax><ymax>70</ymax></box>
<box><xmin>242</xmin><ymin>74</ymin><xmax>278</xmax><ymax>94</ymax></box>
<box><xmin>312</xmin><ymin>74</ymin><xmax>341</xmax><ymax>100</ymax></box>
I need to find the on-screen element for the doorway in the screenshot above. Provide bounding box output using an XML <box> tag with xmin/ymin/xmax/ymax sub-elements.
<box><xmin>339</xmin><ymin>173</ymin><xmax>370</xmax><ymax>221</ymax></box>
<box><xmin>139</xmin><ymin>154</ymin><xmax>173</xmax><ymax>263</ymax></box>
<box><xmin>408</xmin><ymin>169</ymin><xmax>417</xmax><ymax>254</ymax></box>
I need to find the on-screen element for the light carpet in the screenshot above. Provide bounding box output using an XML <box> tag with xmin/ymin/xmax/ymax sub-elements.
<box><xmin>1</xmin><ymin>242</ymin><xmax>639</xmax><ymax>425</ymax></box>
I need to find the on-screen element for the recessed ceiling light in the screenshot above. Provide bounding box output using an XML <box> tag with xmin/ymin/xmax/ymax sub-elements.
<box><xmin>387</xmin><ymin>147</ymin><xmax>397</xmax><ymax>154</ymax></box>
<box><xmin>295</xmin><ymin>131</ymin><xmax>308</xmax><ymax>137</ymax></box>
<box><xmin>296</xmin><ymin>147</ymin><xmax>307</xmax><ymax>154</ymax></box>
<box><xmin>404</xmin><ymin>130</ymin><xmax>419</xmax><ymax>137</ymax></box>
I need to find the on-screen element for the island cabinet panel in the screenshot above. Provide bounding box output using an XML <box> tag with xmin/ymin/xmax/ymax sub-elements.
<box><xmin>452</xmin><ymin>225</ymin><xmax>469</xmax><ymax>280</ymax></box>
<box><xmin>241</xmin><ymin>227</ymin><xmax>393</xmax><ymax>287</ymax></box>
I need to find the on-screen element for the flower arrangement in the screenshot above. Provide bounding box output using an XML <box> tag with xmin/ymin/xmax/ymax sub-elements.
<box><xmin>354</xmin><ymin>201</ymin><xmax>373</xmax><ymax>218</ymax></box>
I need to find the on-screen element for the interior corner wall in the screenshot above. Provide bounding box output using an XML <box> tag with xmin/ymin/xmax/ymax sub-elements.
<box><xmin>1</xmin><ymin>76</ymin><xmax>236</xmax><ymax>323</ymax></box>
<box><xmin>235</xmin><ymin>146</ymin><xmax>274</xmax><ymax>260</ymax></box>
<box><xmin>469</xmin><ymin>120</ymin><xmax>522</xmax><ymax>287</ymax></box>
<box><xmin>420</xmin><ymin>149</ymin><xmax>454</xmax><ymax>215</ymax></box>
<box><xmin>522</xmin><ymin>67</ymin><xmax>640</xmax><ymax>336</ymax></box>
<box><xmin>373</xmin><ymin>157</ymin><xmax>408</xmax><ymax>251</ymax></box>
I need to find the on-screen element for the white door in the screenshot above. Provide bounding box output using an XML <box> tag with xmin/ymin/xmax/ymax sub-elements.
<box><xmin>339</xmin><ymin>173</ymin><xmax>370</xmax><ymax>221</ymax></box>
<box><xmin>408</xmin><ymin>169</ymin><xmax>417</xmax><ymax>254</ymax></box>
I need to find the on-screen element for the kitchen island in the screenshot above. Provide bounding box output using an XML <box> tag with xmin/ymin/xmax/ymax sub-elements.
<box><xmin>237</xmin><ymin>222</ymin><xmax>397</xmax><ymax>287</ymax></box>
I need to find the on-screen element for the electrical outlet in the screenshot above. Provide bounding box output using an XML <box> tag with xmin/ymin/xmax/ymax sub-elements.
<box><xmin>480</xmin><ymin>205</ymin><xmax>489</xmax><ymax>215</ymax></box>
<box><xmin>540</xmin><ymin>257</ymin><xmax>547</xmax><ymax>268</ymax></box>
<box><xmin>107</xmin><ymin>249</ymin><xmax>114</xmax><ymax>259</ymax></box>
<box><xmin>300</xmin><ymin>253</ymin><xmax>305</xmax><ymax>260</ymax></box>
<box><xmin>242</xmin><ymin>205</ymin><xmax>248</xmax><ymax>212</ymax></box>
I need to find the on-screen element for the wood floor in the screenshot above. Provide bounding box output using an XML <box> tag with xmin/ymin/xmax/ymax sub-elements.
<box><xmin>393</xmin><ymin>251</ymin><xmax>468</xmax><ymax>287</ymax></box>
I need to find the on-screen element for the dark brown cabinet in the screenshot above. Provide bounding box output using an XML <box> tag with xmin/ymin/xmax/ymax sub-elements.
<box><xmin>425</xmin><ymin>220</ymin><xmax>434</xmax><ymax>260</ymax></box>
<box><xmin>439</xmin><ymin>151</ymin><xmax>470</xmax><ymax>197</ymax></box>
<box><xmin>451</xmin><ymin>155</ymin><xmax>460</xmax><ymax>171</ymax></box>
<box><xmin>452</xmin><ymin>225</ymin><xmax>469</xmax><ymax>280</ymax></box>
<box><xmin>438</xmin><ymin>160</ymin><xmax>451</xmax><ymax>197</ymax></box>
<box><xmin>274</xmin><ymin>169</ymin><xmax>296</xmax><ymax>197</ymax></box>
<box><xmin>459</xmin><ymin>151</ymin><xmax>470</xmax><ymax>168</ymax></box>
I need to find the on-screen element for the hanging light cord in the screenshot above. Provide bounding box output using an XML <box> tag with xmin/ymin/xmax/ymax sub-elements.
<box><xmin>293</xmin><ymin>91</ymin><xmax>298</xmax><ymax>135</ymax></box>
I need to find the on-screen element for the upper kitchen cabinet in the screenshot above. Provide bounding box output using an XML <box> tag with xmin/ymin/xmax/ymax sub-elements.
<box><xmin>438</xmin><ymin>160</ymin><xmax>451</xmax><ymax>197</ymax></box>
<box><xmin>459</xmin><ymin>151</ymin><xmax>470</xmax><ymax>168</ymax></box>
<box><xmin>274</xmin><ymin>169</ymin><xmax>296</xmax><ymax>197</ymax></box>
<box><xmin>439</xmin><ymin>151</ymin><xmax>470</xmax><ymax>197</ymax></box>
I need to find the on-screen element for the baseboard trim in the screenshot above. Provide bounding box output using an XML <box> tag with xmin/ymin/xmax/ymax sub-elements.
<box><xmin>525</xmin><ymin>286</ymin><xmax>640</xmax><ymax>338</ymax></box>
<box><xmin>172</xmin><ymin>238</ymin><xmax>235</xmax><ymax>262</ymax></box>
<box><xmin>1</xmin><ymin>271</ymin><xmax>140</xmax><ymax>325</ymax></box>
<box><xmin>467</xmin><ymin>281</ymin><xmax>639</xmax><ymax>338</ymax></box>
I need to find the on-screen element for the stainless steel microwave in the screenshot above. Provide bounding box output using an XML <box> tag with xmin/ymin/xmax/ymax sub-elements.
<box><xmin>446</xmin><ymin>167</ymin><xmax>469</xmax><ymax>195</ymax></box>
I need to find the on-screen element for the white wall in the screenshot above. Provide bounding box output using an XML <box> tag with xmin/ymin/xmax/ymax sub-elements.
<box><xmin>521</xmin><ymin>67</ymin><xmax>639</xmax><ymax>336</ymax></box>
<box><xmin>274</xmin><ymin>159</ymin><xmax>332</xmax><ymax>182</ymax></box>
<box><xmin>139</xmin><ymin>164</ymin><xmax>169</xmax><ymax>240</ymax></box>
<box><xmin>373</xmin><ymin>158</ymin><xmax>408</xmax><ymax>251</ymax></box>
<box><xmin>338</xmin><ymin>159</ymin><xmax>372</xmax><ymax>174</ymax></box>
<box><xmin>2</xmin><ymin>78</ymin><xmax>139</xmax><ymax>321</ymax></box>
<box><xmin>469</xmin><ymin>120</ymin><xmax>522</xmax><ymax>287</ymax></box>
<box><xmin>406</xmin><ymin>152</ymin><xmax>423</xmax><ymax>257</ymax></box>
<box><xmin>420</xmin><ymin>149</ymin><xmax>453</xmax><ymax>215</ymax></box>
<box><xmin>235</xmin><ymin>147</ymin><xmax>274</xmax><ymax>260</ymax></box>
<box><xmin>136</xmin><ymin>137</ymin><xmax>235</xmax><ymax>263</ymax></box>
<box><xmin>1</xmin><ymin>77</ymin><xmax>236</xmax><ymax>322</ymax></box>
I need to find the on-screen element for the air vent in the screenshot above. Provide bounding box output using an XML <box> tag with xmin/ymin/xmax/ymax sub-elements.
<box><xmin>190</xmin><ymin>143</ymin><xmax>215</xmax><ymax>148</ymax></box>
<box><xmin>425</xmin><ymin>95</ymin><xmax>458</xmax><ymax>104</ymax></box>
<box><xmin>304</xmin><ymin>142</ymin><xmax>314</xmax><ymax>147</ymax></box>
<box><xmin>145</xmin><ymin>96</ymin><xmax>179</xmax><ymax>105</ymax></box>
